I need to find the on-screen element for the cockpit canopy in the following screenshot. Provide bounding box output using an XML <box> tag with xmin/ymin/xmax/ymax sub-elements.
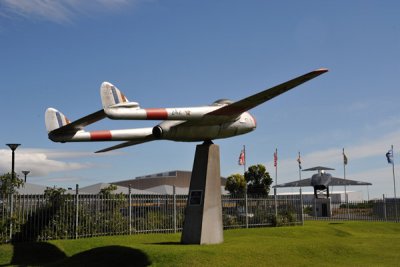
<box><xmin>311</xmin><ymin>173</ymin><xmax>332</xmax><ymax>187</ymax></box>
<box><xmin>212</xmin><ymin>99</ymin><xmax>233</xmax><ymax>106</ymax></box>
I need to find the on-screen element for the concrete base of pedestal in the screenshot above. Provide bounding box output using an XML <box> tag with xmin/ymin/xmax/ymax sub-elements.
<box><xmin>181</xmin><ymin>142</ymin><xmax>223</xmax><ymax>244</ymax></box>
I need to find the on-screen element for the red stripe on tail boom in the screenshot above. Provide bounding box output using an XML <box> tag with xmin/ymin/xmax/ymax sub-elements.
<box><xmin>90</xmin><ymin>131</ymin><xmax>112</xmax><ymax>141</ymax></box>
<box><xmin>145</xmin><ymin>109</ymin><xmax>168</xmax><ymax>120</ymax></box>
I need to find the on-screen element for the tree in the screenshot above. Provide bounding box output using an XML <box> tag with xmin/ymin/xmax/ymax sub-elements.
<box><xmin>13</xmin><ymin>186</ymin><xmax>71</xmax><ymax>241</ymax></box>
<box><xmin>99</xmin><ymin>184</ymin><xmax>118</xmax><ymax>196</ymax></box>
<box><xmin>44</xmin><ymin>186</ymin><xmax>67</xmax><ymax>206</ymax></box>
<box><xmin>0</xmin><ymin>173</ymin><xmax>24</xmax><ymax>195</ymax></box>
<box><xmin>225</xmin><ymin>173</ymin><xmax>246</xmax><ymax>195</ymax></box>
<box><xmin>99</xmin><ymin>184</ymin><xmax>126</xmax><ymax>204</ymax></box>
<box><xmin>245</xmin><ymin>164</ymin><xmax>273</xmax><ymax>196</ymax></box>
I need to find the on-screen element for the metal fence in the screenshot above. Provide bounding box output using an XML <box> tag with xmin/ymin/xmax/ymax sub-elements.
<box><xmin>1</xmin><ymin>191</ymin><xmax>398</xmax><ymax>244</ymax></box>
<box><xmin>302</xmin><ymin>198</ymin><xmax>400</xmax><ymax>222</ymax></box>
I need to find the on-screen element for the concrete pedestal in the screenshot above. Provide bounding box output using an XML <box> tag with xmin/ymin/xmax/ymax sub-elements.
<box><xmin>313</xmin><ymin>197</ymin><xmax>332</xmax><ymax>217</ymax></box>
<box><xmin>181</xmin><ymin>142</ymin><xmax>224</xmax><ymax>244</ymax></box>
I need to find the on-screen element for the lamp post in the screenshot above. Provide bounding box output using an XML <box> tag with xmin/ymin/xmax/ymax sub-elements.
<box><xmin>6</xmin><ymin>144</ymin><xmax>20</xmax><ymax>189</ymax></box>
<box><xmin>22</xmin><ymin>171</ymin><xmax>30</xmax><ymax>183</ymax></box>
<box><xmin>6</xmin><ymin>143</ymin><xmax>20</xmax><ymax>241</ymax></box>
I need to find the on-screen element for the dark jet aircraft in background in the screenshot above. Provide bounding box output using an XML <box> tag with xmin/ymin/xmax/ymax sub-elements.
<box><xmin>274</xmin><ymin>166</ymin><xmax>372</xmax><ymax>198</ymax></box>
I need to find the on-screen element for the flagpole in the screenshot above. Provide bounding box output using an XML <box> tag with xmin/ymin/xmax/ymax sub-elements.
<box><xmin>343</xmin><ymin>148</ymin><xmax>347</xmax><ymax>198</ymax></box>
<box><xmin>243</xmin><ymin>145</ymin><xmax>249</xmax><ymax>228</ymax></box>
<box><xmin>298</xmin><ymin>152</ymin><xmax>302</xmax><ymax>182</ymax></box>
<box><xmin>243</xmin><ymin>145</ymin><xmax>246</xmax><ymax>174</ymax></box>
<box><xmin>391</xmin><ymin>145</ymin><xmax>398</xmax><ymax>221</ymax></box>
<box><xmin>298</xmin><ymin>151</ymin><xmax>304</xmax><ymax>225</ymax></box>
<box><xmin>275</xmin><ymin>148</ymin><xmax>278</xmax><ymax>186</ymax></box>
<box><xmin>274</xmin><ymin>148</ymin><xmax>278</xmax><ymax>219</ymax></box>
<box><xmin>343</xmin><ymin>148</ymin><xmax>349</xmax><ymax>219</ymax></box>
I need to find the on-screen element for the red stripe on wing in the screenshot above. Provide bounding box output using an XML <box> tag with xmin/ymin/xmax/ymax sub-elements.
<box><xmin>90</xmin><ymin>131</ymin><xmax>112</xmax><ymax>141</ymax></box>
<box><xmin>145</xmin><ymin>108</ymin><xmax>168</xmax><ymax>120</ymax></box>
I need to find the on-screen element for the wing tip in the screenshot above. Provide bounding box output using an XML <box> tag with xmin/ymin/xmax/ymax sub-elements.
<box><xmin>315</xmin><ymin>68</ymin><xmax>329</xmax><ymax>73</ymax></box>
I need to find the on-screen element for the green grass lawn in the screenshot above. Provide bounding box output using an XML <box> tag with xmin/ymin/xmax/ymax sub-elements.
<box><xmin>1</xmin><ymin>221</ymin><xmax>400</xmax><ymax>266</ymax></box>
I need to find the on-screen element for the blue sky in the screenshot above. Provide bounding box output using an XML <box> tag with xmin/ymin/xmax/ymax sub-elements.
<box><xmin>1</xmin><ymin>0</ymin><xmax>400</xmax><ymax>198</ymax></box>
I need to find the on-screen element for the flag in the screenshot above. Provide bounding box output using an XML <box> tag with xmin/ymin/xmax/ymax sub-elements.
<box><xmin>274</xmin><ymin>150</ymin><xmax>278</xmax><ymax>167</ymax></box>
<box><xmin>386</xmin><ymin>149</ymin><xmax>393</xmax><ymax>164</ymax></box>
<box><xmin>297</xmin><ymin>152</ymin><xmax>302</xmax><ymax>169</ymax></box>
<box><xmin>238</xmin><ymin>149</ymin><xmax>245</xmax><ymax>165</ymax></box>
<box><xmin>343</xmin><ymin>151</ymin><xmax>348</xmax><ymax>165</ymax></box>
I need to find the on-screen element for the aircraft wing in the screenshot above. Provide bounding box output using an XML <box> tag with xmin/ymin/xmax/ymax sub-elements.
<box><xmin>100</xmin><ymin>68</ymin><xmax>327</xmax><ymax>126</ymax></box>
<box><xmin>329</xmin><ymin>177</ymin><xmax>372</xmax><ymax>186</ymax></box>
<box><xmin>273</xmin><ymin>177</ymin><xmax>372</xmax><ymax>188</ymax></box>
<box><xmin>207</xmin><ymin>68</ymin><xmax>328</xmax><ymax>117</ymax></box>
<box><xmin>274</xmin><ymin>178</ymin><xmax>312</xmax><ymax>188</ymax></box>
<box><xmin>95</xmin><ymin>137</ymin><xmax>156</xmax><ymax>153</ymax></box>
<box><xmin>174</xmin><ymin>68</ymin><xmax>328</xmax><ymax>128</ymax></box>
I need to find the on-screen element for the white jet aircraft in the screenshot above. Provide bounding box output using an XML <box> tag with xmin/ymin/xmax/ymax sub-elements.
<box><xmin>45</xmin><ymin>68</ymin><xmax>328</xmax><ymax>153</ymax></box>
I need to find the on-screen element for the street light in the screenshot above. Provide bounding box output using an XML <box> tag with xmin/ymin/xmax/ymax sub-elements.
<box><xmin>6</xmin><ymin>143</ymin><xmax>20</xmax><ymax>240</ymax></box>
<box><xmin>6</xmin><ymin>144</ymin><xmax>20</xmax><ymax>182</ymax></box>
<box><xmin>22</xmin><ymin>171</ymin><xmax>30</xmax><ymax>183</ymax></box>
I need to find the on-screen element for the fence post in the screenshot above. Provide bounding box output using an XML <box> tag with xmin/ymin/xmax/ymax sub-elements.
<box><xmin>383</xmin><ymin>194</ymin><xmax>387</xmax><ymax>221</ymax></box>
<box><xmin>346</xmin><ymin>192</ymin><xmax>350</xmax><ymax>220</ymax></box>
<box><xmin>129</xmin><ymin>185</ymin><xmax>132</xmax><ymax>235</ymax></box>
<box><xmin>75</xmin><ymin>184</ymin><xmax>79</xmax><ymax>239</ymax></box>
<box><xmin>245</xmin><ymin>191</ymin><xmax>249</xmax><ymax>228</ymax></box>
<box><xmin>314</xmin><ymin>197</ymin><xmax>317</xmax><ymax>219</ymax></box>
<box><xmin>9</xmin><ymin>193</ymin><xmax>13</xmax><ymax>241</ymax></box>
<box><xmin>300</xmin><ymin>188</ymin><xmax>304</xmax><ymax>226</ymax></box>
<box><xmin>274</xmin><ymin>188</ymin><xmax>278</xmax><ymax>223</ymax></box>
<box><xmin>173</xmin><ymin>185</ymin><xmax>177</xmax><ymax>233</ymax></box>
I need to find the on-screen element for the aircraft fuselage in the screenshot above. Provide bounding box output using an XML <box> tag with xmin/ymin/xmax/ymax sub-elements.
<box><xmin>49</xmin><ymin>110</ymin><xmax>256</xmax><ymax>143</ymax></box>
<box><xmin>153</xmin><ymin>111</ymin><xmax>256</xmax><ymax>142</ymax></box>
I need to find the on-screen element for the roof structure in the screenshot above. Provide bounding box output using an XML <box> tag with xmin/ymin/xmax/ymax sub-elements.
<box><xmin>16</xmin><ymin>183</ymin><xmax>48</xmax><ymax>195</ymax></box>
<box><xmin>76</xmin><ymin>183</ymin><xmax>155</xmax><ymax>194</ymax></box>
<box><xmin>145</xmin><ymin>184</ymin><xmax>230</xmax><ymax>195</ymax></box>
<box><xmin>145</xmin><ymin>185</ymin><xmax>188</xmax><ymax>195</ymax></box>
<box><xmin>112</xmin><ymin>170</ymin><xmax>226</xmax><ymax>190</ymax></box>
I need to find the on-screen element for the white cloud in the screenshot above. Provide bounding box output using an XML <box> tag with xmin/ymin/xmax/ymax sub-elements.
<box><xmin>0</xmin><ymin>148</ymin><xmax>96</xmax><ymax>177</ymax></box>
<box><xmin>350</xmin><ymin>166</ymin><xmax>399</xmax><ymax>198</ymax></box>
<box><xmin>44</xmin><ymin>176</ymin><xmax>81</xmax><ymax>183</ymax></box>
<box><xmin>1</xmin><ymin>0</ymin><xmax>134</xmax><ymax>23</ymax></box>
<box><xmin>21</xmin><ymin>148</ymin><xmax>98</xmax><ymax>159</ymax></box>
<box><xmin>299</xmin><ymin>129</ymin><xmax>400</xmax><ymax>168</ymax></box>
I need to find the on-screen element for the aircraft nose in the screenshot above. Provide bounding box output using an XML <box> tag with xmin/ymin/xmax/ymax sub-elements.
<box><xmin>249</xmin><ymin>114</ymin><xmax>257</xmax><ymax>129</ymax></box>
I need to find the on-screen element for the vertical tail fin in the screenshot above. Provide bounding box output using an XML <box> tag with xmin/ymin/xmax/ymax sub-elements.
<box><xmin>100</xmin><ymin>82</ymin><xmax>130</xmax><ymax>109</ymax></box>
<box><xmin>45</xmin><ymin>108</ymin><xmax>71</xmax><ymax>133</ymax></box>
